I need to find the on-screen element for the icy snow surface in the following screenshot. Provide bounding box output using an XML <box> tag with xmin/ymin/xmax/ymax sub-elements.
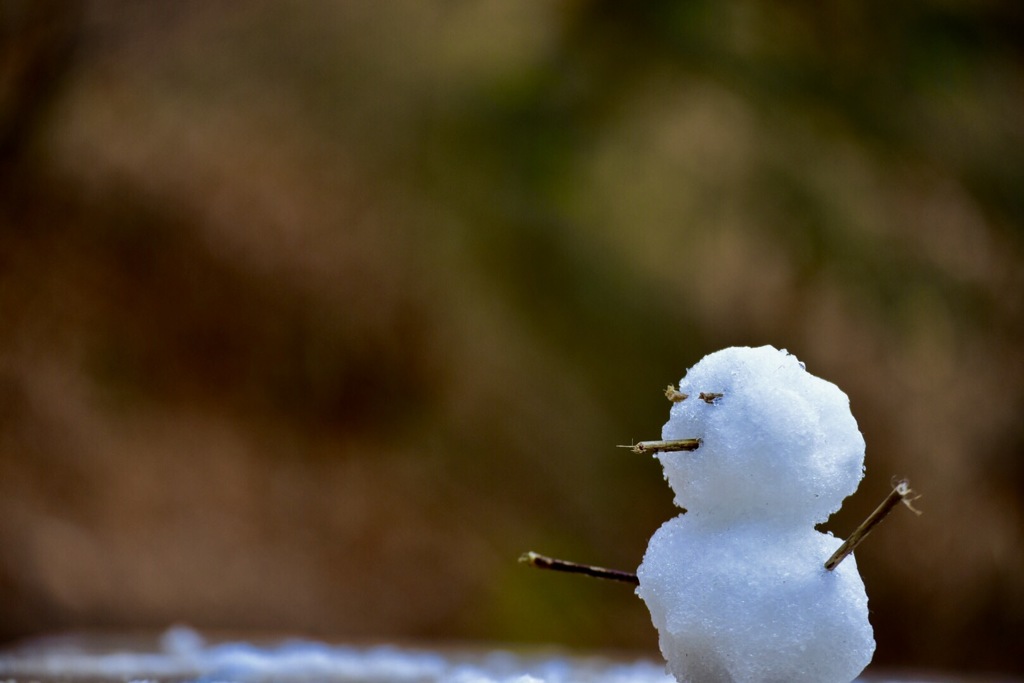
<box><xmin>637</xmin><ymin>346</ymin><xmax>873</xmax><ymax>682</ymax></box>
<box><xmin>0</xmin><ymin>627</ymin><xmax>962</xmax><ymax>683</ymax></box>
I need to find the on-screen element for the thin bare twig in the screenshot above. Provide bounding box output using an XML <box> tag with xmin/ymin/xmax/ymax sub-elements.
<box><xmin>825</xmin><ymin>479</ymin><xmax>921</xmax><ymax>571</ymax></box>
<box><xmin>618</xmin><ymin>438</ymin><xmax>702</xmax><ymax>455</ymax></box>
<box><xmin>519</xmin><ymin>551</ymin><xmax>639</xmax><ymax>585</ymax></box>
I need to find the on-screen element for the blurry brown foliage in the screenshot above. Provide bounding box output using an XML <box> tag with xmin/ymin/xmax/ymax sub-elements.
<box><xmin>2</xmin><ymin>0</ymin><xmax>1023</xmax><ymax>677</ymax></box>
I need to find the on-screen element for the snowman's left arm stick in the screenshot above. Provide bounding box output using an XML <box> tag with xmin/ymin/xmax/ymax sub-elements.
<box><xmin>519</xmin><ymin>551</ymin><xmax>639</xmax><ymax>585</ymax></box>
<box><xmin>825</xmin><ymin>479</ymin><xmax>920</xmax><ymax>571</ymax></box>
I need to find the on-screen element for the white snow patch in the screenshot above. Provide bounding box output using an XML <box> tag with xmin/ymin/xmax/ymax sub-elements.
<box><xmin>0</xmin><ymin>627</ymin><xmax>671</xmax><ymax>683</ymax></box>
<box><xmin>0</xmin><ymin>627</ymin><xmax>981</xmax><ymax>683</ymax></box>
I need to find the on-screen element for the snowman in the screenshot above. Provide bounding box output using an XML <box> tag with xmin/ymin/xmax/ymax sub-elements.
<box><xmin>635</xmin><ymin>345</ymin><xmax>875</xmax><ymax>683</ymax></box>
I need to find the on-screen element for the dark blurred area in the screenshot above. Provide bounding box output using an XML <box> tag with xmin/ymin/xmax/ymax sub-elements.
<box><xmin>1</xmin><ymin>0</ymin><xmax>1023</xmax><ymax>677</ymax></box>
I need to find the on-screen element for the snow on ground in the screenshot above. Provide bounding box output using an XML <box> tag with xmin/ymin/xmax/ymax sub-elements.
<box><xmin>0</xmin><ymin>627</ymin><xmax>976</xmax><ymax>683</ymax></box>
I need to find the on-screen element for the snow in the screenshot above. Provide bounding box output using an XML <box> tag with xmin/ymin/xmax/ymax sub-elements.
<box><xmin>0</xmin><ymin>627</ymin><xmax>966</xmax><ymax>683</ymax></box>
<box><xmin>0</xmin><ymin>626</ymin><xmax>678</xmax><ymax>683</ymax></box>
<box><xmin>656</xmin><ymin>345</ymin><xmax>865</xmax><ymax>526</ymax></box>
<box><xmin>636</xmin><ymin>346</ymin><xmax>874</xmax><ymax>683</ymax></box>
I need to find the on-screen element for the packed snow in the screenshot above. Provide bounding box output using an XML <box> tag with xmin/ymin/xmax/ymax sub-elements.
<box><xmin>636</xmin><ymin>346</ymin><xmax>874</xmax><ymax>683</ymax></box>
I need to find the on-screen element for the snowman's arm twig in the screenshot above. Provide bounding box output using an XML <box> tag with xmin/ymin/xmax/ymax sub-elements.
<box><xmin>825</xmin><ymin>479</ymin><xmax>920</xmax><ymax>571</ymax></box>
<box><xmin>519</xmin><ymin>551</ymin><xmax>639</xmax><ymax>585</ymax></box>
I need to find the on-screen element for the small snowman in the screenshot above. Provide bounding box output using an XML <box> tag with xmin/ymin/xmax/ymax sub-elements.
<box><xmin>522</xmin><ymin>345</ymin><xmax>917</xmax><ymax>682</ymax></box>
<box><xmin>636</xmin><ymin>345</ymin><xmax>874</xmax><ymax>683</ymax></box>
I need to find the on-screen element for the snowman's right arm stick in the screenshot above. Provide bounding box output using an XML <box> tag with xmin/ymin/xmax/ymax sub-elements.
<box><xmin>825</xmin><ymin>479</ymin><xmax>920</xmax><ymax>571</ymax></box>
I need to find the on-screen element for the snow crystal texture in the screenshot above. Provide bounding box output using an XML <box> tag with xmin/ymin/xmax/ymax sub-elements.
<box><xmin>657</xmin><ymin>345</ymin><xmax>865</xmax><ymax>526</ymax></box>
<box><xmin>637</xmin><ymin>345</ymin><xmax>874</xmax><ymax>683</ymax></box>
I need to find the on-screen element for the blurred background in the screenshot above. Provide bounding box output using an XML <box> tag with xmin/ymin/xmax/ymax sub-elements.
<box><xmin>1</xmin><ymin>0</ymin><xmax>1023</xmax><ymax>677</ymax></box>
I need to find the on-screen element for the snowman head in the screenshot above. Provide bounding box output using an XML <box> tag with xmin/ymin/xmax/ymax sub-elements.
<box><xmin>657</xmin><ymin>346</ymin><xmax>865</xmax><ymax>526</ymax></box>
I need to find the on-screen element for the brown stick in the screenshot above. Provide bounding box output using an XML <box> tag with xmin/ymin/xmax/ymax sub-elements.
<box><xmin>825</xmin><ymin>479</ymin><xmax>920</xmax><ymax>571</ymax></box>
<box><xmin>618</xmin><ymin>438</ymin><xmax>702</xmax><ymax>455</ymax></box>
<box><xmin>520</xmin><ymin>551</ymin><xmax>639</xmax><ymax>585</ymax></box>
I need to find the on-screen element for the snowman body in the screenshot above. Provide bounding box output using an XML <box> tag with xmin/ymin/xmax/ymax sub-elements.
<box><xmin>636</xmin><ymin>346</ymin><xmax>875</xmax><ymax>683</ymax></box>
